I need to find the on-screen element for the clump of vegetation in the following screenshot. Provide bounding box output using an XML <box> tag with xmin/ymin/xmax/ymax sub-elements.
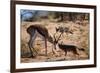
<box><xmin>21</xmin><ymin>40</ymin><xmax>31</xmax><ymax>58</ymax></box>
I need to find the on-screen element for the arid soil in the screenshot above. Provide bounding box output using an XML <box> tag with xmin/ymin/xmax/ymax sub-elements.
<box><xmin>21</xmin><ymin>20</ymin><xmax>89</xmax><ymax>63</ymax></box>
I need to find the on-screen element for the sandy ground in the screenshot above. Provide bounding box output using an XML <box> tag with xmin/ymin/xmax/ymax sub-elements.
<box><xmin>21</xmin><ymin>20</ymin><xmax>89</xmax><ymax>63</ymax></box>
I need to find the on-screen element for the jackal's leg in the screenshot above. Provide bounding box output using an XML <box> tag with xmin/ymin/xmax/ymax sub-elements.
<box><xmin>65</xmin><ymin>51</ymin><xmax>67</xmax><ymax>56</ymax></box>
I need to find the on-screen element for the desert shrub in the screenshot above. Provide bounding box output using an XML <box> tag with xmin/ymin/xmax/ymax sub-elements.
<box><xmin>21</xmin><ymin>40</ymin><xmax>31</xmax><ymax>58</ymax></box>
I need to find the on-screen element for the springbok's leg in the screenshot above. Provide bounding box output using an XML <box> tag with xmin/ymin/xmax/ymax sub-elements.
<box><xmin>28</xmin><ymin>33</ymin><xmax>37</xmax><ymax>57</ymax></box>
<box><xmin>31</xmin><ymin>35</ymin><xmax>38</xmax><ymax>55</ymax></box>
<box><xmin>44</xmin><ymin>38</ymin><xmax>47</xmax><ymax>56</ymax></box>
<box><xmin>28</xmin><ymin>36</ymin><xmax>34</xmax><ymax>57</ymax></box>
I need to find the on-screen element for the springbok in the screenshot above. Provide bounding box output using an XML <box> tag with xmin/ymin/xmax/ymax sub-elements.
<box><xmin>27</xmin><ymin>24</ymin><xmax>55</xmax><ymax>57</ymax></box>
<box><xmin>27</xmin><ymin>25</ymin><xmax>73</xmax><ymax>57</ymax></box>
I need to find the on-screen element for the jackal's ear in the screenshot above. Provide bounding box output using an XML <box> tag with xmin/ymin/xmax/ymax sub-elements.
<box><xmin>60</xmin><ymin>41</ymin><xmax>63</xmax><ymax>44</ymax></box>
<box><xmin>55</xmin><ymin>27</ymin><xmax>59</xmax><ymax>32</ymax></box>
